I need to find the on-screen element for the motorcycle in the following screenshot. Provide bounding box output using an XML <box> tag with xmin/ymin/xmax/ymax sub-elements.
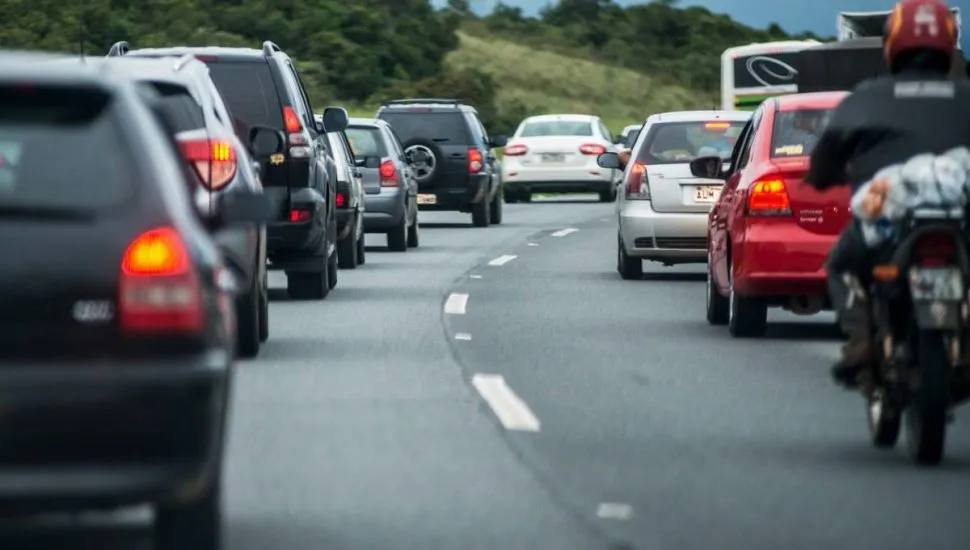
<box><xmin>863</xmin><ymin>206</ymin><xmax>970</xmax><ymax>465</ymax></box>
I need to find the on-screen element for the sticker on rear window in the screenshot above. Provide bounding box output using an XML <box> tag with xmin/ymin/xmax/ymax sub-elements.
<box><xmin>774</xmin><ymin>144</ymin><xmax>804</xmax><ymax>156</ymax></box>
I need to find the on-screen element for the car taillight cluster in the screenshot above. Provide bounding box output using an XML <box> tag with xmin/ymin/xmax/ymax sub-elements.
<box><xmin>915</xmin><ymin>232</ymin><xmax>956</xmax><ymax>267</ymax></box>
<box><xmin>336</xmin><ymin>191</ymin><xmax>348</xmax><ymax>208</ymax></box>
<box><xmin>746</xmin><ymin>177</ymin><xmax>791</xmax><ymax>216</ymax></box>
<box><xmin>579</xmin><ymin>143</ymin><xmax>606</xmax><ymax>155</ymax></box>
<box><xmin>283</xmin><ymin>105</ymin><xmax>310</xmax><ymax>158</ymax></box>
<box><xmin>379</xmin><ymin>160</ymin><xmax>398</xmax><ymax>187</ymax></box>
<box><xmin>178</xmin><ymin>138</ymin><xmax>237</xmax><ymax>190</ymax></box>
<box><xmin>290</xmin><ymin>208</ymin><xmax>312</xmax><ymax>222</ymax></box>
<box><xmin>468</xmin><ymin>148</ymin><xmax>483</xmax><ymax>173</ymax></box>
<box><xmin>504</xmin><ymin>143</ymin><xmax>528</xmax><ymax>156</ymax></box>
<box><xmin>625</xmin><ymin>161</ymin><xmax>649</xmax><ymax>200</ymax></box>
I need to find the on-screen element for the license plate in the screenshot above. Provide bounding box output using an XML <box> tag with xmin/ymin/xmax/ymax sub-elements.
<box><xmin>693</xmin><ymin>185</ymin><xmax>721</xmax><ymax>203</ymax></box>
<box><xmin>417</xmin><ymin>193</ymin><xmax>437</xmax><ymax>205</ymax></box>
<box><xmin>540</xmin><ymin>153</ymin><xmax>565</xmax><ymax>163</ymax></box>
<box><xmin>909</xmin><ymin>267</ymin><xmax>964</xmax><ymax>300</ymax></box>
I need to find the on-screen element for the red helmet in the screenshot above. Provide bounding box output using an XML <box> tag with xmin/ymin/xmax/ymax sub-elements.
<box><xmin>884</xmin><ymin>0</ymin><xmax>958</xmax><ymax>66</ymax></box>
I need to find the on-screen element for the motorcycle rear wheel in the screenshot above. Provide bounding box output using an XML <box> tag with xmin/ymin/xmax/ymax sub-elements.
<box><xmin>905</xmin><ymin>330</ymin><xmax>950</xmax><ymax>466</ymax></box>
<box><xmin>867</xmin><ymin>389</ymin><xmax>901</xmax><ymax>448</ymax></box>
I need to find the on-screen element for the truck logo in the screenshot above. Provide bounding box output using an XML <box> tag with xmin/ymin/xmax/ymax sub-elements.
<box><xmin>745</xmin><ymin>56</ymin><xmax>797</xmax><ymax>87</ymax></box>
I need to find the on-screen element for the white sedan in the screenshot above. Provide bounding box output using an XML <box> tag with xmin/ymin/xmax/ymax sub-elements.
<box><xmin>501</xmin><ymin>114</ymin><xmax>621</xmax><ymax>203</ymax></box>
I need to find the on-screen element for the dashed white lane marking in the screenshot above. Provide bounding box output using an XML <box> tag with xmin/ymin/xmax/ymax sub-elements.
<box><xmin>527</xmin><ymin>242</ymin><xmax>539</xmax><ymax>247</ymax></box>
<box><xmin>444</xmin><ymin>293</ymin><xmax>469</xmax><ymax>315</ymax></box>
<box><xmin>488</xmin><ymin>254</ymin><xmax>518</xmax><ymax>266</ymax></box>
<box><xmin>551</xmin><ymin>227</ymin><xmax>579</xmax><ymax>237</ymax></box>
<box><xmin>596</xmin><ymin>503</ymin><xmax>633</xmax><ymax>520</ymax></box>
<box><xmin>471</xmin><ymin>374</ymin><xmax>541</xmax><ymax>432</ymax></box>
<box><xmin>469</xmin><ymin>274</ymin><xmax>482</xmax><ymax>279</ymax></box>
<box><xmin>454</xmin><ymin>333</ymin><xmax>473</xmax><ymax>341</ymax></box>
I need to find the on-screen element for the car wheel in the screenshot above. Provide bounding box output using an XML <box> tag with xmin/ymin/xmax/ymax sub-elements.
<box><xmin>407</xmin><ymin>212</ymin><xmax>420</xmax><ymax>248</ymax></box>
<box><xmin>727</xmin><ymin>258</ymin><xmax>767</xmax><ymax>337</ymax></box>
<box><xmin>489</xmin><ymin>190</ymin><xmax>503</xmax><ymax>225</ymax></box>
<box><xmin>598</xmin><ymin>189</ymin><xmax>615</xmax><ymax>203</ymax></box>
<box><xmin>387</xmin><ymin>215</ymin><xmax>408</xmax><ymax>251</ymax></box>
<box><xmin>356</xmin><ymin>231</ymin><xmax>366</xmax><ymax>265</ymax></box>
<box><xmin>287</xmin><ymin>265</ymin><xmax>329</xmax><ymax>300</ymax></box>
<box><xmin>258</xmin><ymin>273</ymin><xmax>269</xmax><ymax>343</ymax></box>
<box><xmin>153</xmin><ymin>477</ymin><xmax>222</xmax><ymax>550</ymax></box>
<box><xmin>706</xmin><ymin>255</ymin><xmax>729</xmax><ymax>325</ymax></box>
<box><xmin>617</xmin><ymin>233</ymin><xmax>643</xmax><ymax>280</ymax></box>
<box><xmin>337</xmin><ymin>227</ymin><xmax>358</xmax><ymax>269</ymax></box>
<box><xmin>504</xmin><ymin>191</ymin><xmax>518</xmax><ymax>204</ymax></box>
<box><xmin>327</xmin><ymin>251</ymin><xmax>338</xmax><ymax>290</ymax></box>
<box><xmin>472</xmin><ymin>197</ymin><xmax>490</xmax><ymax>227</ymax></box>
<box><xmin>235</xmin><ymin>281</ymin><xmax>260</xmax><ymax>359</ymax></box>
<box><xmin>521</xmin><ymin>192</ymin><xmax>532</xmax><ymax>203</ymax></box>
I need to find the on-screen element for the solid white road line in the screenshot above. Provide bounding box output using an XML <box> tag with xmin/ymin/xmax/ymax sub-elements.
<box><xmin>488</xmin><ymin>254</ymin><xmax>518</xmax><ymax>266</ymax></box>
<box><xmin>454</xmin><ymin>333</ymin><xmax>473</xmax><ymax>341</ymax></box>
<box><xmin>527</xmin><ymin>242</ymin><xmax>539</xmax><ymax>247</ymax></box>
<box><xmin>596</xmin><ymin>503</ymin><xmax>633</xmax><ymax>520</ymax></box>
<box><xmin>471</xmin><ymin>374</ymin><xmax>541</xmax><ymax>432</ymax></box>
<box><xmin>444</xmin><ymin>293</ymin><xmax>469</xmax><ymax>315</ymax></box>
<box><xmin>469</xmin><ymin>274</ymin><xmax>483</xmax><ymax>279</ymax></box>
<box><xmin>551</xmin><ymin>227</ymin><xmax>578</xmax><ymax>237</ymax></box>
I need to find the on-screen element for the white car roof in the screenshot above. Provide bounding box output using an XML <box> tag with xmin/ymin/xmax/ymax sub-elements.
<box><xmin>521</xmin><ymin>114</ymin><xmax>600</xmax><ymax>123</ymax></box>
<box><xmin>645</xmin><ymin>110</ymin><xmax>751</xmax><ymax>124</ymax></box>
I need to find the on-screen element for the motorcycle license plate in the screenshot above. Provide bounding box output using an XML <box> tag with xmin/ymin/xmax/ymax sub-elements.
<box><xmin>909</xmin><ymin>267</ymin><xmax>964</xmax><ymax>301</ymax></box>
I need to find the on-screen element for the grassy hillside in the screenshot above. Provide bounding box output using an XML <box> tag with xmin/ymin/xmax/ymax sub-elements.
<box><xmin>350</xmin><ymin>30</ymin><xmax>716</xmax><ymax>134</ymax></box>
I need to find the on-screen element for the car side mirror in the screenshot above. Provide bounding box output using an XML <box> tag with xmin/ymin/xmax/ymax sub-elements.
<box><xmin>596</xmin><ymin>152</ymin><xmax>621</xmax><ymax>169</ymax></box>
<box><xmin>490</xmin><ymin>134</ymin><xmax>508</xmax><ymax>148</ymax></box>
<box><xmin>322</xmin><ymin>106</ymin><xmax>349</xmax><ymax>133</ymax></box>
<box><xmin>248</xmin><ymin>126</ymin><xmax>285</xmax><ymax>157</ymax></box>
<box><xmin>689</xmin><ymin>156</ymin><xmax>725</xmax><ymax>179</ymax></box>
<box><xmin>218</xmin><ymin>192</ymin><xmax>274</xmax><ymax>225</ymax></box>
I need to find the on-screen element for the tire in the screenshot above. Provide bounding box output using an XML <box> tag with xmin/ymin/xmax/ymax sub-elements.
<box><xmin>154</xmin><ymin>478</ymin><xmax>222</xmax><ymax>550</ymax></box>
<box><xmin>356</xmin><ymin>231</ymin><xmax>366</xmax><ymax>265</ymax></box>
<box><xmin>258</xmin><ymin>278</ymin><xmax>269</xmax><ymax>344</ymax></box>
<box><xmin>337</xmin><ymin>226</ymin><xmax>358</xmax><ymax>269</ymax></box>
<box><xmin>706</xmin><ymin>260</ymin><xmax>729</xmax><ymax>325</ymax></box>
<box><xmin>286</xmin><ymin>266</ymin><xmax>329</xmax><ymax>300</ymax></box>
<box><xmin>407</xmin><ymin>212</ymin><xmax>420</xmax><ymax>248</ymax></box>
<box><xmin>327</xmin><ymin>252</ymin><xmax>338</xmax><ymax>290</ymax></box>
<box><xmin>387</xmin><ymin>216</ymin><xmax>408</xmax><ymax>251</ymax></box>
<box><xmin>235</xmin><ymin>283</ymin><xmax>260</xmax><ymax>359</ymax></box>
<box><xmin>905</xmin><ymin>330</ymin><xmax>950</xmax><ymax>465</ymax></box>
<box><xmin>727</xmin><ymin>258</ymin><xmax>767</xmax><ymax>337</ymax></box>
<box><xmin>472</xmin><ymin>197</ymin><xmax>490</xmax><ymax>227</ymax></box>
<box><xmin>867</xmin><ymin>389</ymin><xmax>901</xmax><ymax>449</ymax></box>
<box><xmin>617</xmin><ymin>233</ymin><xmax>642</xmax><ymax>280</ymax></box>
<box><xmin>521</xmin><ymin>192</ymin><xmax>532</xmax><ymax>203</ymax></box>
<box><xmin>401</xmin><ymin>138</ymin><xmax>443</xmax><ymax>185</ymax></box>
<box><xmin>599</xmin><ymin>188</ymin><xmax>615</xmax><ymax>202</ymax></box>
<box><xmin>504</xmin><ymin>191</ymin><xmax>518</xmax><ymax>204</ymax></box>
<box><xmin>489</xmin><ymin>190</ymin><xmax>503</xmax><ymax>225</ymax></box>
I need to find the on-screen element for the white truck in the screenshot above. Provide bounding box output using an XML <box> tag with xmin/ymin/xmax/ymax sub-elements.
<box><xmin>837</xmin><ymin>8</ymin><xmax>962</xmax><ymax>46</ymax></box>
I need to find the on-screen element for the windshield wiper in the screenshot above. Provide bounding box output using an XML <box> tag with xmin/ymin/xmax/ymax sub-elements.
<box><xmin>0</xmin><ymin>204</ymin><xmax>95</xmax><ymax>221</ymax></box>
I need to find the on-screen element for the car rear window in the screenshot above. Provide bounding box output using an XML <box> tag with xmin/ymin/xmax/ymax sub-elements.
<box><xmin>637</xmin><ymin>121</ymin><xmax>746</xmax><ymax>165</ymax></box>
<box><xmin>346</xmin><ymin>126</ymin><xmax>388</xmax><ymax>157</ymax></box>
<box><xmin>0</xmin><ymin>85</ymin><xmax>132</xmax><ymax>210</ymax></box>
<box><xmin>205</xmin><ymin>60</ymin><xmax>283</xmax><ymax>132</ymax></box>
<box><xmin>378</xmin><ymin>112</ymin><xmax>469</xmax><ymax>143</ymax></box>
<box><xmin>770</xmin><ymin>108</ymin><xmax>834</xmax><ymax>157</ymax></box>
<box><xmin>145</xmin><ymin>81</ymin><xmax>204</xmax><ymax>133</ymax></box>
<box><xmin>519</xmin><ymin>120</ymin><xmax>593</xmax><ymax>137</ymax></box>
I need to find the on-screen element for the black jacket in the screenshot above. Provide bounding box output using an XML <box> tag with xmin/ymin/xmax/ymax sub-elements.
<box><xmin>805</xmin><ymin>68</ymin><xmax>970</xmax><ymax>192</ymax></box>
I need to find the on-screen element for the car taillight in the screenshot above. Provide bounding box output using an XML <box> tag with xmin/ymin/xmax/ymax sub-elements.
<box><xmin>178</xmin><ymin>138</ymin><xmax>237</xmax><ymax>190</ymax></box>
<box><xmin>379</xmin><ymin>160</ymin><xmax>398</xmax><ymax>186</ymax></box>
<box><xmin>915</xmin><ymin>232</ymin><xmax>956</xmax><ymax>267</ymax></box>
<box><xmin>290</xmin><ymin>208</ymin><xmax>312</xmax><ymax>222</ymax></box>
<box><xmin>625</xmin><ymin>161</ymin><xmax>649</xmax><ymax>200</ymax></box>
<box><xmin>504</xmin><ymin>144</ymin><xmax>528</xmax><ymax>156</ymax></box>
<box><xmin>746</xmin><ymin>178</ymin><xmax>791</xmax><ymax>216</ymax></box>
<box><xmin>579</xmin><ymin>143</ymin><xmax>607</xmax><ymax>155</ymax></box>
<box><xmin>468</xmin><ymin>148</ymin><xmax>483</xmax><ymax>173</ymax></box>
<box><xmin>336</xmin><ymin>191</ymin><xmax>347</xmax><ymax>208</ymax></box>
<box><xmin>119</xmin><ymin>227</ymin><xmax>203</xmax><ymax>335</ymax></box>
<box><xmin>283</xmin><ymin>105</ymin><xmax>310</xmax><ymax>158</ymax></box>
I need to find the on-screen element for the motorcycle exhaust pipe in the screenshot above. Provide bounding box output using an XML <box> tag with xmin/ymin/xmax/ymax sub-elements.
<box><xmin>788</xmin><ymin>295</ymin><xmax>824</xmax><ymax>316</ymax></box>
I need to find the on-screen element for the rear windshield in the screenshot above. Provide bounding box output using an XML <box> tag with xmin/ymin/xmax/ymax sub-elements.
<box><xmin>0</xmin><ymin>86</ymin><xmax>131</xmax><ymax>210</ymax></box>
<box><xmin>346</xmin><ymin>126</ymin><xmax>388</xmax><ymax>157</ymax></box>
<box><xmin>770</xmin><ymin>108</ymin><xmax>834</xmax><ymax>157</ymax></box>
<box><xmin>145</xmin><ymin>81</ymin><xmax>204</xmax><ymax>133</ymax></box>
<box><xmin>519</xmin><ymin>120</ymin><xmax>593</xmax><ymax>137</ymax></box>
<box><xmin>379</xmin><ymin>112</ymin><xmax>469</xmax><ymax>143</ymax></box>
<box><xmin>637</xmin><ymin>121</ymin><xmax>746</xmax><ymax>165</ymax></box>
<box><xmin>205</xmin><ymin>60</ymin><xmax>283</xmax><ymax>132</ymax></box>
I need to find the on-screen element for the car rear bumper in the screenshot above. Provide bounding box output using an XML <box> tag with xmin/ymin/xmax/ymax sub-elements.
<box><xmin>0</xmin><ymin>350</ymin><xmax>230</xmax><ymax>511</ymax></box>
<box><xmin>363</xmin><ymin>189</ymin><xmax>406</xmax><ymax>231</ymax></box>
<box><xmin>417</xmin><ymin>173</ymin><xmax>488</xmax><ymax>211</ymax></box>
<box><xmin>503</xmin><ymin>164</ymin><xmax>614</xmax><ymax>193</ymax></box>
<box><xmin>734</xmin><ymin>220</ymin><xmax>836</xmax><ymax>296</ymax></box>
<box><xmin>619</xmin><ymin>200</ymin><xmax>708</xmax><ymax>262</ymax></box>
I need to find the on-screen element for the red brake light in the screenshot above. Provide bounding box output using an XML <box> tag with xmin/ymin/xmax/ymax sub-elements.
<box><xmin>579</xmin><ymin>143</ymin><xmax>607</xmax><ymax>155</ymax></box>
<box><xmin>468</xmin><ymin>149</ymin><xmax>483</xmax><ymax>173</ymax></box>
<box><xmin>915</xmin><ymin>232</ymin><xmax>956</xmax><ymax>266</ymax></box>
<box><xmin>290</xmin><ymin>208</ymin><xmax>312</xmax><ymax>222</ymax></box>
<box><xmin>178</xmin><ymin>138</ymin><xmax>238</xmax><ymax>190</ymax></box>
<box><xmin>379</xmin><ymin>160</ymin><xmax>398</xmax><ymax>186</ymax></box>
<box><xmin>119</xmin><ymin>227</ymin><xmax>203</xmax><ymax>334</ymax></box>
<box><xmin>336</xmin><ymin>192</ymin><xmax>347</xmax><ymax>208</ymax></box>
<box><xmin>746</xmin><ymin>178</ymin><xmax>791</xmax><ymax>216</ymax></box>
<box><xmin>283</xmin><ymin>106</ymin><xmax>302</xmax><ymax>133</ymax></box>
<box><xmin>504</xmin><ymin>144</ymin><xmax>528</xmax><ymax>156</ymax></box>
<box><xmin>625</xmin><ymin>161</ymin><xmax>649</xmax><ymax>199</ymax></box>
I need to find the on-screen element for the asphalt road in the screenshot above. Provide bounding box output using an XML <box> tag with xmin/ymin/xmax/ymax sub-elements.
<box><xmin>3</xmin><ymin>195</ymin><xmax>969</xmax><ymax>550</ymax></box>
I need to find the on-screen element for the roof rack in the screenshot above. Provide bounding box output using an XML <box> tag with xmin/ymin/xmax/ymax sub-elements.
<box><xmin>262</xmin><ymin>41</ymin><xmax>281</xmax><ymax>56</ymax></box>
<box><xmin>172</xmin><ymin>53</ymin><xmax>197</xmax><ymax>72</ymax></box>
<box><xmin>383</xmin><ymin>98</ymin><xmax>460</xmax><ymax>106</ymax></box>
<box><xmin>106</xmin><ymin>41</ymin><xmax>130</xmax><ymax>57</ymax></box>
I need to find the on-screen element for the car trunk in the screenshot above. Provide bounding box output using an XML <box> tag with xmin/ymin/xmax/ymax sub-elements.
<box><xmin>770</xmin><ymin>157</ymin><xmax>852</xmax><ymax>235</ymax></box>
<box><xmin>647</xmin><ymin>163</ymin><xmax>723</xmax><ymax>214</ymax></box>
<box><xmin>512</xmin><ymin>136</ymin><xmax>592</xmax><ymax>168</ymax></box>
<box><xmin>359</xmin><ymin>159</ymin><xmax>385</xmax><ymax>195</ymax></box>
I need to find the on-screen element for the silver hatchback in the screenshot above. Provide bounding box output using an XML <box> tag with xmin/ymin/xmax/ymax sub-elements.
<box><xmin>604</xmin><ymin>110</ymin><xmax>750</xmax><ymax>279</ymax></box>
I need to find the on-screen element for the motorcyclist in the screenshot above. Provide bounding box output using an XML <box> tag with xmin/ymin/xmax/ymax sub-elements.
<box><xmin>804</xmin><ymin>0</ymin><xmax>970</xmax><ymax>388</ymax></box>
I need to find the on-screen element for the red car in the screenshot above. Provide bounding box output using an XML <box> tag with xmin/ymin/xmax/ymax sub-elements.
<box><xmin>700</xmin><ymin>91</ymin><xmax>852</xmax><ymax>337</ymax></box>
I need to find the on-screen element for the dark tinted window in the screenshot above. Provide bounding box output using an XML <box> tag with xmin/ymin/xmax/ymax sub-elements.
<box><xmin>770</xmin><ymin>108</ymin><xmax>834</xmax><ymax>157</ymax></box>
<box><xmin>0</xmin><ymin>86</ymin><xmax>131</xmax><ymax>209</ymax></box>
<box><xmin>145</xmin><ymin>81</ymin><xmax>204</xmax><ymax>132</ymax></box>
<box><xmin>346</xmin><ymin>126</ymin><xmax>388</xmax><ymax>157</ymax></box>
<box><xmin>520</xmin><ymin>120</ymin><xmax>592</xmax><ymax>137</ymax></box>
<box><xmin>622</xmin><ymin>129</ymin><xmax>640</xmax><ymax>148</ymax></box>
<box><xmin>205</xmin><ymin>60</ymin><xmax>283</xmax><ymax>132</ymax></box>
<box><xmin>637</xmin><ymin>121</ymin><xmax>746</xmax><ymax>165</ymax></box>
<box><xmin>379</xmin><ymin>112</ymin><xmax>469</xmax><ymax>143</ymax></box>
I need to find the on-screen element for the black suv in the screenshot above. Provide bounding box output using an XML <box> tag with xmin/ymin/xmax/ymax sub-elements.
<box><xmin>376</xmin><ymin>99</ymin><xmax>507</xmax><ymax>227</ymax></box>
<box><xmin>112</xmin><ymin>40</ymin><xmax>348</xmax><ymax>300</ymax></box>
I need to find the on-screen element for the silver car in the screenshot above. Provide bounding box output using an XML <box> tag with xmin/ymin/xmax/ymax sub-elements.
<box><xmin>601</xmin><ymin>110</ymin><xmax>751</xmax><ymax>279</ymax></box>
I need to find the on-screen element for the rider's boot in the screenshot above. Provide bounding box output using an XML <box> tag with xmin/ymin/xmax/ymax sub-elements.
<box><xmin>830</xmin><ymin>272</ymin><xmax>873</xmax><ymax>388</ymax></box>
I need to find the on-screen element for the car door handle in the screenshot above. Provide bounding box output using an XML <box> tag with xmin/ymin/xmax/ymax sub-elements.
<box><xmin>449</xmin><ymin>153</ymin><xmax>463</xmax><ymax>158</ymax></box>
